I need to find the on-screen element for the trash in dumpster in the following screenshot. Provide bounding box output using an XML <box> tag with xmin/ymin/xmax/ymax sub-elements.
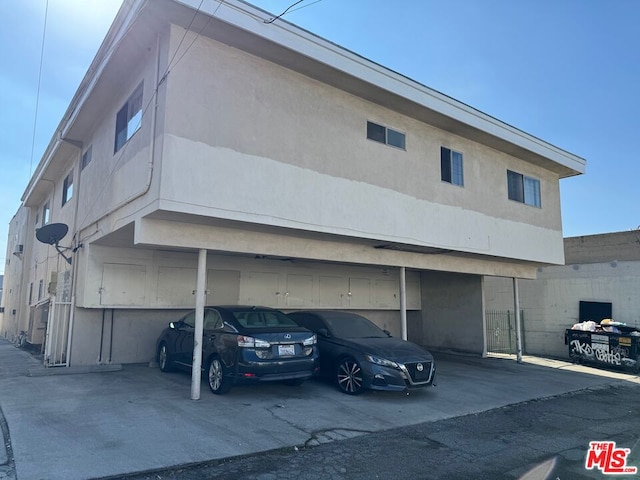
<box><xmin>565</xmin><ymin>320</ymin><xmax>640</xmax><ymax>373</ymax></box>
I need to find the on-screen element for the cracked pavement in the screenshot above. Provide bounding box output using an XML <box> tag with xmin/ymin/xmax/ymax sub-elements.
<box><xmin>2</xmin><ymin>339</ymin><xmax>640</xmax><ymax>479</ymax></box>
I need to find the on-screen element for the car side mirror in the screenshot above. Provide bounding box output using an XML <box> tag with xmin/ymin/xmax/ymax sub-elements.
<box><xmin>383</xmin><ymin>329</ymin><xmax>392</xmax><ymax>337</ymax></box>
<box><xmin>169</xmin><ymin>322</ymin><xmax>177</xmax><ymax>329</ymax></box>
<box><xmin>317</xmin><ymin>328</ymin><xmax>330</xmax><ymax>338</ymax></box>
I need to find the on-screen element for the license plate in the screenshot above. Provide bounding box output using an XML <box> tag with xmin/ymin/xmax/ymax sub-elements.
<box><xmin>278</xmin><ymin>344</ymin><xmax>295</xmax><ymax>356</ymax></box>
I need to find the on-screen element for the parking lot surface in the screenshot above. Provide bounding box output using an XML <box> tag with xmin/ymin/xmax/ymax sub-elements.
<box><xmin>1</xmin><ymin>339</ymin><xmax>639</xmax><ymax>480</ymax></box>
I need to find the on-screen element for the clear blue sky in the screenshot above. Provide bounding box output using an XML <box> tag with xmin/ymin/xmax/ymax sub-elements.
<box><xmin>1</xmin><ymin>0</ymin><xmax>639</xmax><ymax>274</ymax></box>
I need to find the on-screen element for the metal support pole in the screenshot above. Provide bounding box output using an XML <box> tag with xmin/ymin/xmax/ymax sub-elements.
<box><xmin>513</xmin><ymin>277</ymin><xmax>523</xmax><ymax>363</ymax></box>
<box><xmin>191</xmin><ymin>249</ymin><xmax>207</xmax><ymax>400</ymax></box>
<box><xmin>400</xmin><ymin>267</ymin><xmax>407</xmax><ymax>340</ymax></box>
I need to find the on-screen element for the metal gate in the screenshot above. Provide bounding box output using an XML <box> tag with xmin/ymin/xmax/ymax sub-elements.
<box><xmin>44</xmin><ymin>271</ymin><xmax>73</xmax><ymax>367</ymax></box>
<box><xmin>486</xmin><ymin>309</ymin><xmax>524</xmax><ymax>354</ymax></box>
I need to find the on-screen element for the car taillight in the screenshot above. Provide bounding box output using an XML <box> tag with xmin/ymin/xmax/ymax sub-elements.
<box><xmin>237</xmin><ymin>335</ymin><xmax>270</xmax><ymax>348</ymax></box>
<box><xmin>303</xmin><ymin>334</ymin><xmax>317</xmax><ymax>346</ymax></box>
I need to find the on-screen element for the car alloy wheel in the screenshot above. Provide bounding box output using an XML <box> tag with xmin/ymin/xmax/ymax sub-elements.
<box><xmin>207</xmin><ymin>358</ymin><xmax>231</xmax><ymax>394</ymax></box>
<box><xmin>158</xmin><ymin>343</ymin><xmax>171</xmax><ymax>372</ymax></box>
<box><xmin>337</xmin><ymin>358</ymin><xmax>363</xmax><ymax>395</ymax></box>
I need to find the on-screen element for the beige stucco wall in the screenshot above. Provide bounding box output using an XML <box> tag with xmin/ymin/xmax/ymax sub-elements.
<box><xmin>0</xmin><ymin>207</ymin><xmax>30</xmax><ymax>340</ymax></box>
<box><xmin>485</xmin><ymin>261</ymin><xmax>640</xmax><ymax>359</ymax></box>
<box><xmin>420</xmin><ymin>271</ymin><xmax>485</xmax><ymax>355</ymax></box>
<box><xmin>158</xmin><ymin>25</ymin><xmax>563</xmax><ymax>265</ymax></box>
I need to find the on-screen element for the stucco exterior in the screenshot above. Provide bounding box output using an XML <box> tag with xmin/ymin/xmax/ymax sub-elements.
<box><xmin>1</xmin><ymin>0</ymin><xmax>584</xmax><ymax>366</ymax></box>
<box><xmin>485</xmin><ymin>231</ymin><xmax>640</xmax><ymax>359</ymax></box>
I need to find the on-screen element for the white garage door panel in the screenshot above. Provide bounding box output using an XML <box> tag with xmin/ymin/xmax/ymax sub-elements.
<box><xmin>101</xmin><ymin>263</ymin><xmax>146</xmax><ymax>306</ymax></box>
<box><xmin>207</xmin><ymin>269</ymin><xmax>241</xmax><ymax>304</ymax></box>
<box><xmin>286</xmin><ymin>274</ymin><xmax>313</xmax><ymax>307</ymax></box>
<box><xmin>374</xmin><ymin>279</ymin><xmax>399</xmax><ymax>308</ymax></box>
<box><xmin>156</xmin><ymin>267</ymin><xmax>197</xmax><ymax>306</ymax></box>
<box><xmin>241</xmin><ymin>272</ymin><xmax>279</xmax><ymax>306</ymax></box>
<box><xmin>349</xmin><ymin>277</ymin><xmax>371</xmax><ymax>308</ymax></box>
<box><xmin>319</xmin><ymin>276</ymin><xmax>347</xmax><ymax>308</ymax></box>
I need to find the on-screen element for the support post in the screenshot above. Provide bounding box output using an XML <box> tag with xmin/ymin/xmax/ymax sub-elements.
<box><xmin>513</xmin><ymin>277</ymin><xmax>523</xmax><ymax>363</ymax></box>
<box><xmin>400</xmin><ymin>266</ymin><xmax>407</xmax><ymax>340</ymax></box>
<box><xmin>191</xmin><ymin>249</ymin><xmax>207</xmax><ymax>400</ymax></box>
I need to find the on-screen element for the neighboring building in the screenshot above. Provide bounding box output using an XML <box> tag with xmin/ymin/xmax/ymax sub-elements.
<box><xmin>485</xmin><ymin>230</ymin><xmax>640</xmax><ymax>359</ymax></box>
<box><xmin>0</xmin><ymin>0</ymin><xmax>585</xmax><ymax>367</ymax></box>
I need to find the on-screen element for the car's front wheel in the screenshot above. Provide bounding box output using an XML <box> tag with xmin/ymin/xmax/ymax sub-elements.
<box><xmin>158</xmin><ymin>343</ymin><xmax>172</xmax><ymax>372</ymax></box>
<box><xmin>337</xmin><ymin>357</ymin><xmax>364</xmax><ymax>395</ymax></box>
<box><xmin>207</xmin><ymin>358</ymin><xmax>231</xmax><ymax>394</ymax></box>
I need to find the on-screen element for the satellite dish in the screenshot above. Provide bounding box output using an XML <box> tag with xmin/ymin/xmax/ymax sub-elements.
<box><xmin>36</xmin><ymin>223</ymin><xmax>69</xmax><ymax>245</ymax></box>
<box><xmin>35</xmin><ymin>222</ymin><xmax>72</xmax><ymax>264</ymax></box>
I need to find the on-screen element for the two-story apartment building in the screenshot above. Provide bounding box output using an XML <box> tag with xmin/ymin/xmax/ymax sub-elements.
<box><xmin>0</xmin><ymin>0</ymin><xmax>585</xmax><ymax>367</ymax></box>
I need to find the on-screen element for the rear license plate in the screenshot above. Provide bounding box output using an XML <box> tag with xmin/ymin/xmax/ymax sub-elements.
<box><xmin>278</xmin><ymin>344</ymin><xmax>295</xmax><ymax>356</ymax></box>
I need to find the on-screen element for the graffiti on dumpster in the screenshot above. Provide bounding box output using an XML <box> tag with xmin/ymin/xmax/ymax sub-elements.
<box><xmin>570</xmin><ymin>340</ymin><xmax>623</xmax><ymax>366</ymax></box>
<box><xmin>567</xmin><ymin>328</ymin><xmax>640</xmax><ymax>371</ymax></box>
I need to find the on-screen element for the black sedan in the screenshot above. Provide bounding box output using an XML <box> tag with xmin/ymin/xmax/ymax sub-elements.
<box><xmin>287</xmin><ymin>310</ymin><xmax>436</xmax><ymax>395</ymax></box>
<box><xmin>156</xmin><ymin>306</ymin><xmax>319</xmax><ymax>394</ymax></box>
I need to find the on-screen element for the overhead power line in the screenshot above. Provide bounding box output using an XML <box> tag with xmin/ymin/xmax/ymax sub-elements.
<box><xmin>29</xmin><ymin>0</ymin><xmax>49</xmax><ymax>177</ymax></box>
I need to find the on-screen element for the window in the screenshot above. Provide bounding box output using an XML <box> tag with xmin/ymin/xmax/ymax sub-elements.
<box><xmin>507</xmin><ymin>170</ymin><xmax>541</xmax><ymax>207</ymax></box>
<box><xmin>38</xmin><ymin>279</ymin><xmax>44</xmax><ymax>301</ymax></box>
<box><xmin>29</xmin><ymin>283</ymin><xmax>33</xmax><ymax>304</ymax></box>
<box><xmin>81</xmin><ymin>145</ymin><xmax>92</xmax><ymax>170</ymax></box>
<box><xmin>62</xmin><ymin>170</ymin><xmax>74</xmax><ymax>206</ymax></box>
<box><xmin>441</xmin><ymin>147</ymin><xmax>464</xmax><ymax>186</ymax></box>
<box><xmin>114</xmin><ymin>83</ymin><xmax>143</xmax><ymax>153</ymax></box>
<box><xmin>366</xmin><ymin>121</ymin><xmax>406</xmax><ymax>149</ymax></box>
<box><xmin>42</xmin><ymin>202</ymin><xmax>50</xmax><ymax>226</ymax></box>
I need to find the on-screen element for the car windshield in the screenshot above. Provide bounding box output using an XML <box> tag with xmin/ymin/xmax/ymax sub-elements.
<box><xmin>233</xmin><ymin>310</ymin><xmax>298</xmax><ymax>329</ymax></box>
<box><xmin>323</xmin><ymin>312</ymin><xmax>387</xmax><ymax>338</ymax></box>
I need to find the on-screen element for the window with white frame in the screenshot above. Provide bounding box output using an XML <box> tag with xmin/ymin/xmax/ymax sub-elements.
<box><xmin>507</xmin><ymin>170</ymin><xmax>541</xmax><ymax>207</ymax></box>
<box><xmin>441</xmin><ymin>147</ymin><xmax>464</xmax><ymax>186</ymax></box>
<box><xmin>114</xmin><ymin>82</ymin><xmax>143</xmax><ymax>153</ymax></box>
<box><xmin>366</xmin><ymin>121</ymin><xmax>406</xmax><ymax>149</ymax></box>
<box><xmin>81</xmin><ymin>145</ymin><xmax>93</xmax><ymax>170</ymax></box>
<box><xmin>42</xmin><ymin>202</ymin><xmax>50</xmax><ymax>226</ymax></box>
<box><xmin>62</xmin><ymin>170</ymin><xmax>74</xmax><ymax>206</ymax></box>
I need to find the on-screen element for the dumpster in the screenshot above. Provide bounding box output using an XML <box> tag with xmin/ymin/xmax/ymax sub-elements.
<box><xmin>565</xmin><ymin>321</ymin><xmax>640</xmax><ymax>373</ymax></box>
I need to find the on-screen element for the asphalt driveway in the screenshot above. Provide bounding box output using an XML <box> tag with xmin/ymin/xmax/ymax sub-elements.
<box><xmin>1</xmin><ymin>338</ymin><xmax>638</xmax><ymax>480</ymax></box>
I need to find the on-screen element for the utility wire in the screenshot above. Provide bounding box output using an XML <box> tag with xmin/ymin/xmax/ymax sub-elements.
<box><xmin>29</xmin><ymin>0</ymin><xmax>49</xmax><ymax>177</ymax></box>
<box><xmin>264</xmin><ymin>0</ymin><xmax>305</xmax><ymax>23</ymax></box>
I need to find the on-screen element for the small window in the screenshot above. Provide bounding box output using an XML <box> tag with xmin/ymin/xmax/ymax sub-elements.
<box><xmin>507</xmin><ymin>170</ymin><xmax>541</xmax><ymax>207</ymax></box>
<box><xmin>441</xmin><ymin>147</ymin><xmax>464</xmax><ymax>186</ymax></box>
<box><xmin>42</xmin><ymin>202</ymin><xmax>50</xmax><ymax>226</ymax></box>
<box><xmin>81</xmin><ymin>145</ymin><xmax>93</xmax><ymax>170</ymax></box>
<box><xmin>114</xmin><ymin>83</ymin><xmax>143</xmax><ymax>153</ymax></box>
<box><xmin>38</xmin><ymin>279</ymin><xmax>44</xmax><ymax>301</ymax></box>
<box><xmin>29</xmin><ymin>283</ymin><xmax>33</xmax><ymax>304</ymax></box>
<box><xmin>62</xmin><ymin>170</ymin><xmax>74</xmax><ymax>206</ymax></box>
<box><xmin>366</xmin><ymin>121</ymin><xmax>406</xmax><ymax>149</ymax></box>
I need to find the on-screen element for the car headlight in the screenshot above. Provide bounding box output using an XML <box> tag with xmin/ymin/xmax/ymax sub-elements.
<box><xmin>303</xmin><ymin>334</ymin><xmax>317</xmax><ymax>346</ymax></box>
<box><xmin>365</xmin><ymin>354</ymin><xmax>399</xmax><ymax>369</ymax></box>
